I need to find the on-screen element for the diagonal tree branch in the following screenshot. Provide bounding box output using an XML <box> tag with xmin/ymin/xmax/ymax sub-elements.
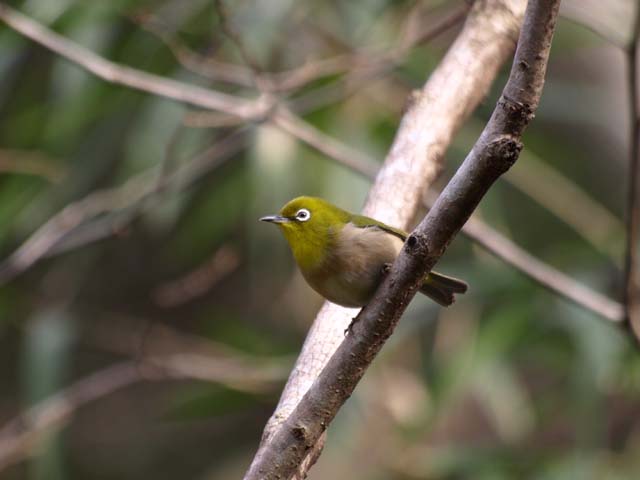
<box><xmin>0</xmin><ymin>352</ymin><xmax>287</xmax><ymax>472</ymax></box>
<box><xmin>244</xmin><ymin>0</ymin><xmax>562</xmax><ymax>478</ymax></box>
<box><xmin>0</xmin><ymin>3</ymin><xmax>270</xmax><ymax>120</ymax></box>
<box><xmin>460</xmin><ymin>208</ymin><xmax>623</xmax><ymax>322</ymax></box>
<box><xmin>246</xmin><ymin>0</ymin><xmax>529</xmax><ymax>478</ymax></box>
<box><xmin>0</xmin><ymin>128</ymin><xmax>248</xmax><ymax>285</ymax></box>
<box><xmin>0</xmin><ymin>149</ymin><xmax>65</xmax><ymax>182</ymax></box>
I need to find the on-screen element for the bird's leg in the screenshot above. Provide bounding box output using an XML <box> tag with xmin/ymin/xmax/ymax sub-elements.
<box><xmin>344</xmin><ymin>263</ymin><xmax>393</xmax><ymax>336</ymax></box>
<box><xmin>344</xmin><ymin>316</ymin><xmax>359</xmax><ymax>336</ymax></box>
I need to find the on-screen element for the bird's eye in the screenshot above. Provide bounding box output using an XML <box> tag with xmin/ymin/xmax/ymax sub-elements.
<box><xmin>295</xmin><ymin>208</ymin><xmax>311</xmax><ymax>222</ymax></box>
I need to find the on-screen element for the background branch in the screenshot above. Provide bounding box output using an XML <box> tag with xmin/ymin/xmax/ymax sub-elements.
<box><xmin>0</xmin><ymin>128</ymin><xmax>248</xmax><ymax>284</ymax></box>
<box><xmin>0</xmin><ymin>149</ymin><xmax>64</xmax><ymax>182</ymax></box>
<box><xmin>0</xmin><ymin>325</ymin><xmax>290</xmax><ymax>473</ymax></box>
<box><xmin>0</xmin><ymin>4</ymin><xmax>269</xmax><ymax>120</ymax></box>
<box><xmin>460</xmin><ymin>207</ymin><xmax>623</xmax><ymax>322</ymax></box>
<box><xmin>135</xmin><ymin>2</ymin><xmax>468</xmax><ymax>94</ymax></box>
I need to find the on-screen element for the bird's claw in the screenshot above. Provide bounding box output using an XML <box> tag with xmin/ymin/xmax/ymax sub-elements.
<box><xmin>344</xmin><ymin>317</ymin><xmax>359</xmax><ymax>336</ymax></box>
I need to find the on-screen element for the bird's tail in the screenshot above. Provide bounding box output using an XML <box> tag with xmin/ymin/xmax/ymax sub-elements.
<box><xmin>419</xmin><ymin>271</ymin><xmax>468</xmax><ymax>306</ymax></box>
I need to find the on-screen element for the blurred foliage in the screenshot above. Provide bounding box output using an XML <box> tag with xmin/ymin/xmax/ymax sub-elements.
<box><xmin>0</xmin><ymin>0</ymin><xmax>639</xmax><ymax>479</ymax></box>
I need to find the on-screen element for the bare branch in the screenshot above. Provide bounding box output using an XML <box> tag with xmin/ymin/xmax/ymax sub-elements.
<box><xmin>0</xmin><ymin>339</ymin><xmax>289</xmax><ymax>472</ymax></box>
<box><xmin>136</xmin><ymin>2</ymin><xmax>468</xmax><ymax>94</ymax></box>
<box><xmin>460</xmin><ymin>207</ymin><xmax>624</xmax><ymax>322</ymax></box>
<box><xmin>0</xmin><ymin>149</ymin><xmax>64</xmax><ymax>182</ymax></box>
<box><xmin>289</xmin><ymin>5</ymin><xmax>469</xmax><ymax>115</ymax></box>
<box><xmin>504</xmin><ymin>147</ymin><xmax>624</xmax><ymax>260</ymax></box>
<box><xmin>0</xmin><ymin>128</ymin><xmax>248</xmax><ymax>284</ymax></box>
<box><xmin>244</xmin><ymin>0</ymin><xmax>561</xmax><ymax>477</ymax></box>
<box><xmin>0</xmin><ymin>363</ymin><xmax>140</xmax><ymax>472</ymax></box>
<box><xmin>271</xmin><ymin>107</ymin><xmax>378</xmax><ymax>178</ymax></box>
<box><xmin>457</xmin><ymin>119</ymin><xmax>625</xmax><ymax>260</ymax></box>
<box><xmin>0</xmin><ymin>3</ymin><xmax>271</xmax><ymax>120</ymax></box>
<box><xmin>152</xmin><ymin>244</ymin><xmax>241</xmax><ymax>308</ymax></box>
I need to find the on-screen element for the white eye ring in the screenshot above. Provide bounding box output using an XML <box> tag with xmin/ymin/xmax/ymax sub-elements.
<box><xmin>295</xmin><ymin>208</ymin><xmax>311</xmax><ymax>222</ymax></box>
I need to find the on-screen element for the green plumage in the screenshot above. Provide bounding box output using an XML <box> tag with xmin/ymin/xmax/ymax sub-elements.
<box><xmin>261</xmin><ymin>196</ymin><xmax>467</xmax><ymax>307</ymax></box>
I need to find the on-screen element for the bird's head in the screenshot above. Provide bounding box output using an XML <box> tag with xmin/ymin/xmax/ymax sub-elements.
<box><xmin>260</xmin><ymin>196</ymin><xmax>351</xmax><ymax>267</ymax></box>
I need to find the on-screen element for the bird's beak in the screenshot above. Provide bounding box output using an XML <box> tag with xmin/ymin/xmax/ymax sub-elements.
<box><xmin>259</xmin><ymin>215</ymin><xmax>289</xmax><ymax>224</ymax></box>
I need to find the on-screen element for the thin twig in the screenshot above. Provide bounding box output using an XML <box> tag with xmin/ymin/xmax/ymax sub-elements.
<box><xmin>0</xmin><ymin>2</ymin><xmax>380</xmax><ymax>206</ymax></box>
<box><xmin>456</xmin><ymin>119</ymin><xmax>625</xmax><ymax>260</ymax></box>
<box><xmin>0</xmin><ymin>3</ymin><xmax>272</xmax><ymax>120</ymax></box>
<box><xmin>244</xmin><ymin>1</ymin><xmax>561</xmax><ymax>477</ymax></box>
<box><xmin>290</xmin><ymin>4</ymin><xmax>469</xmax><ymax>115</ymax></box>
<box><xmin>271</xmin><ymin>107</ymin><xmax>378</xmax><ymax>178</ymax></box>
<box><xmin>0</xmin><ymin>149</ymin><xmax>65</xmax><ymax>182</ymax></box>
<box><xmin>0</xmin><ymin>128</ymin><xmax>248</xmax><ymax>284</ymax></box>
<box><xmin>0</xmin><ymin>348</ymin><xmax>288</xmax><ymax>472</ymax></box>
<box><xmin>0</xmin><ymin>362</ymin><xmax>140</xmax><ymax>472</ymax></box>
<box><xmin>623</xmin><ymin>4</ymin><xmax>640</xmax><ymax>341</ymax></box>
<box><xmin>136</xmin><ymin>13</ymin><xmax>354</xmax><ymax>92</ymax></box>
<box><xmin>170</xmin><ymin>2</ymin><xmax>468</xmax><ymax>125</ymax></box>
<box><xmin>136</xmin><ymin>2</ymin><xmax>467</xmax><ymax>94</ymax></box>
<box><xmin>152</xmin><ymin>244</ymin><xmax>241</xmax><ymax>307</ymax></box>
<box><xmin>213</xmin><ymin>0</ymin><xmax>264</xmax><ymax>79</ymax></box>
<box><xmin>461</xmin><ymin>208</ymin><xmax>624</xmax><ymax>322</ymax></box>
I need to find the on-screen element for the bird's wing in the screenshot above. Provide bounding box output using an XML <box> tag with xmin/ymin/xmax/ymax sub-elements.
<box><xmin>350</xmin><ymin>214</ymin><xmax>408</xmax><ymax>241</ymax></box>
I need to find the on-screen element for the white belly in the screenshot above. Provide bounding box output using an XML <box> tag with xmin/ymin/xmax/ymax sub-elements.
<box><xmin>306</xmin><ymin>223</ymin><xmax>404</xmax><ymax>307</ymax></box>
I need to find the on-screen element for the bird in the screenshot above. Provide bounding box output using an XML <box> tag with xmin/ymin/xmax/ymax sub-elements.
<box><xmin>260</xmin><ymin>196</ymin><xmax>467</xmax><ymax>308</ymax></box>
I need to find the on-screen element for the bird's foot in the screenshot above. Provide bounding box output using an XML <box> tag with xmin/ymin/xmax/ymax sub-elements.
<box><xmin>344</xmin><ymin>316</ymin><xmax>360</xmax><ymax>336</ymax></box>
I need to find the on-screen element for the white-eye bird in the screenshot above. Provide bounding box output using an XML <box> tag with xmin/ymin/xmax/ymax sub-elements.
<box><xmin>260</xmin><ymin>196</ymin><xmax>467</xmax><ymax>308</ymax></box>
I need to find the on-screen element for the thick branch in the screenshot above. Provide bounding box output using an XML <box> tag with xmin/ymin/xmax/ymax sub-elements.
<box><xmin>244</xmin><ymin>0</ymin><xmax>561</xmax><ymax>478</ymax></box>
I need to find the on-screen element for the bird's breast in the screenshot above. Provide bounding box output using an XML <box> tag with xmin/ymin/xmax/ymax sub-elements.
<box><xmin>304</xmin><ymin>223</ymin><xmax>404</xmax><ymax>307</ymax></box>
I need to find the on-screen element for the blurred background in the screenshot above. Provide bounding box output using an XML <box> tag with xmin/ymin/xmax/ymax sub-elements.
<box><xmin>0</xmin><ymin>0</ymin><xmax>639</xmax><ymax>478</ymax></box>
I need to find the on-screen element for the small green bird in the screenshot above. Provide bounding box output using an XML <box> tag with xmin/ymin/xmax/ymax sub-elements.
<box><xmin>261</xmin><ymin>196</ymin><xmax>467</xmax><ymax>308</ymax></box>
